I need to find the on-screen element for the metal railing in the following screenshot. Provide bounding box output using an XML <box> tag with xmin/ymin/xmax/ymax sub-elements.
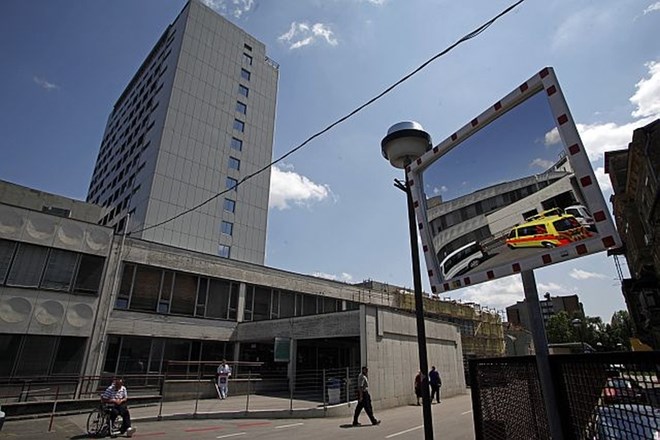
<box><xmin>0</xmin><ymin>365</ymin><xmax>361</xmax><ymax>420</ymax></box>
<box><xmin>469</xmin><ymin>351</ymin><xmax>660</xmax><ymax>439</ymax></box>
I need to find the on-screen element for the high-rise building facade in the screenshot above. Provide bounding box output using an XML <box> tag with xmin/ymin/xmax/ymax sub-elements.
<box><xmin>86</xmin><ymin>0</ymin><xmax>278</xmax><ymax>264</ymax></box>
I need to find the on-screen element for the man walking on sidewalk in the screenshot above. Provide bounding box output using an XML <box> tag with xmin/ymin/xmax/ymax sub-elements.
<box><xmin>352</xmin><ymin>366</ymin><xmax>381</xmax><ymax>426</ymax></box>
<box><xmin>429</xmin><ymin>366</ymin><xmax>442</xmax><ymax>403</ymax></box>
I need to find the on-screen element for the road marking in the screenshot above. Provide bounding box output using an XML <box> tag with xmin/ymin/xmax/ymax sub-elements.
<box><xmin>275</xmin><ymin>422</ymin><xmax>304</xmax><ymax>429</ymax></box>
<box><xmin>216</xmin><ymin>433</ymin><xmax>246</xmax><ymax>439</ymax></box>
<box><xmin>461</xmin><ymin>410</ymin><xmax>473</xmax><ymax>415</ymax></box>
<box><xmin>385</xmin><ymin>425</ymin><xmax>423</xmax><ymax>438</ymax></box>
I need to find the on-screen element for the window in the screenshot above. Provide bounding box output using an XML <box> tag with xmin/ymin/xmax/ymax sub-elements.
<box><xmin>238</xmin><ymin>85</ymin><xmax>249</xmax><ymax>97</ymax></box>
<box><xmin>228</xmin><ymin>157</ymin><xmax>240</xmax><ymax>170</ymax></box>
<box><xmin>236</xmin><ymin>101</ymin><xmax>247</xmax><ymax>114</ymax></box>
<box><xmin>41</xmin><ymin>249</ymin><xmax>78</xmax><ymax>291</ymax></box>
<box><xmin>170</xmin><ymin>273</ymin><xmax>197</xmax><ymax>316</ymax></box>
<box><xmin>226</xmin><ymin>177</ymin><xmax>238</xmax><ymax>191</ymax></box>
<box><xmin>240</xmin><ymin>69</ymin><xmax>251</xmax><ymax>81</ymax></box>
<box><xmin>230</xmin><ymin>137</ymin><xmax>243</xmax><ymax>151</ymax></box>
<box><xmin>224</xmin><ymin>198</ymin><xmax>236</xmax><ymax>213</ymax></box>
<box><xmin>0</xmin><ymin>240</ymin><xmax>17</xmax><ymax>284</ymax></box>
<box><xmin>130</xmin><ymin>265</ymin><xmax>162</xmax><ymax>312</ymax></box>
<box><xmin>243</xmin><ymin>53</ymin><xmax>253</xmax><ymax>65</ymax></box>
<box><xmin>218</xmin><ymin>245</ymin><xmax>230</xmax><ymax>258</ymax></box>
<box><xmin>233</xmin><ymin>119</ymin><xmax>245</xmax><ymax>132</ymax></box>
<box><xmin>244</xmin><ymin>43</ymin><xmax>252</xmax><ymax>51</ymax></box>
<box><xmin>221</xmin><ymin>221</ymin><xmax>233</xmax><ymax>236</ymax></box>
<box><xmin>74</xmin><ymin>254</ymin><xmax>105</xmax><ymax>294</ymax></box>
<box><xmin>6</xmin><ymin>243</ymin><xmax>48</xmax><ymax>287</ymax></box>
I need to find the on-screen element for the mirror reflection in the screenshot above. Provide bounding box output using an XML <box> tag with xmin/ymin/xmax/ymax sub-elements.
<box><xmin>422</xmin><ymin>91</ymin><xmax>600</xmax><ymax>283</ymax></box>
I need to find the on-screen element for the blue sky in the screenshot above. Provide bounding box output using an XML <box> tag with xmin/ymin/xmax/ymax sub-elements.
<box><xmin>422</xmin><ymin>90</ymin><xmax>562</xmax><ymax>202</ymax></box>
<box><xmin>2</xmin><ymin>0</ymin><xmax>660</xmax><ymax>321</ymax></box>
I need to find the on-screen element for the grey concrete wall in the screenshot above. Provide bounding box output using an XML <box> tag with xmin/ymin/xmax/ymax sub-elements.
<box><xmin>362</xmin><ymin>306</ymin><xmax>466</xmax><ymax>410</ymax></box>
<box><xmin>105</xmin><ymin>309</ymin><xmax>237</xmax><ymax>341</ymax></box>
<box><xmin>0</xmin><ymin>287</ymin><xmax>100</xmax><ymax>338</ymax></box>
<box><xmin>0</xmin><ymin>180</ymin><xmax>104</xmax><ymax>223</ymax></box>
<box><xmin>234</xmin><ymin>311</ymin><xmax>360</xmax><ymax>341</ymax></box>
<box><xmin>0</xmin><ymin>203</ymin><xmax>113</xmax><ymax>257</ymax></box>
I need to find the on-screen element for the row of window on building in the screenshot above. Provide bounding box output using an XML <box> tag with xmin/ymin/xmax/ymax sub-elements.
<box><xmin>0</xmin><ymin>240</ymin><xmax>105</xmax><ymax>294</ymax></box>
<box><xmin>116</xmin><ymin>262</ymin><xmax>358</xmax><ymax>321</ymax></box>
<box><xmin>219</xmin><ymin>44</ymin><xmax>255</xmax><ymax>259</ymax></box>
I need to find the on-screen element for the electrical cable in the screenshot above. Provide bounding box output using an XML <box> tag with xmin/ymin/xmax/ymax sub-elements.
<box><xmin>130</xmin><ymin>0</ymin><xmax>525</xmax><ymax>235</ymax></box>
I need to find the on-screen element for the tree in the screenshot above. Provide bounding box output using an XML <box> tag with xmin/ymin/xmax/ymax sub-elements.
<box><xmin>546</xmin><ymin>311</ymin><xmax>573</xmax><ymax>343</ymax></box>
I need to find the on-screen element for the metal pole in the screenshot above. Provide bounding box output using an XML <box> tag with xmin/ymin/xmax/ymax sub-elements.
<box><xmin>245</xmin><ymin>370</ymin><xmax>251</xmax><ymax>413</ymax></box>
<box><xmin>521</xmin><ymin>270</ymin><xmax>564</xmax><ymax>439</ymax></box>
<box><xmin>322</xmin><ymin>369</ymin><xmax>327</xmax><ymax>411</ymax></box>
<box><xmin>396</xmin><ymin>177</ymin><xmax>434</xmax><ymax>440</ymax></box>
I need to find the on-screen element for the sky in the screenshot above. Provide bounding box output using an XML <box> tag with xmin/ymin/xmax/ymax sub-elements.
<box><xmin>2</xmin><ymin>0</ymin><xmax>659</xmax><ymax>323</ymax></box>
<box><xmin>422</xmin><ymin>89</ymin><xmax>561</xmax><ymax>202</ymax></box>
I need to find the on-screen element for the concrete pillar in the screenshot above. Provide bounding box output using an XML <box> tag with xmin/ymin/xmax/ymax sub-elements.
<box><xmin>236</xmin><ymin>282</ymin><xmax>246</xmax><ymax>322</ymax></box>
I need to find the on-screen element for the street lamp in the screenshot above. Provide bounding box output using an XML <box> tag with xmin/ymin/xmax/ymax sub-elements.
<box><xmin>571</xmin><ymin>318</ymin><xmax>584</xmax><ymax>353</ymax></box>
<box><xmin>381</xmin><ymin>121</ymin><xmax>434</xmax><ymax>440</ymax></box>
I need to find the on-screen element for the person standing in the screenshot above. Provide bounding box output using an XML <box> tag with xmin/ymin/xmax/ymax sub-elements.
<box><xmin>414</xmin><ymin>371</ymin><xmax>422</xmax><ymax>405</ymax></box>
<box><xmin>429</xmin><ymin>366</ymin><xmax>442</xmax><ymax>403</ymax></box>
<box><xmin>101</xmin><ymin>378</ymin><xmax>136</xmax><ymax>437</ymax></box>
<box><xmin>216</xmin><ymin>360</ymin><xmax>232</xmax><ymax>399</ymax></box>
<box><xmin>352</xmin><ymin>366</ymin><xmax>381</xmax><ymax>426</ymax></box>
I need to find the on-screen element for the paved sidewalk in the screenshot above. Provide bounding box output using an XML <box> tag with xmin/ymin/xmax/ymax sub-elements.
<box><xmin>1</xmin><ymin>393</ymin><xmax>475</xmax><ymax>440</ymax></box>
<box><xmin>1</xmin><ymin>393</ymin><xmax>345</xmax><ymax>439</ymax></box>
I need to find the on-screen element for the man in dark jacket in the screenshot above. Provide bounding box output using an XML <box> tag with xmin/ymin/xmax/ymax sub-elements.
<box><xmin>429</xmin><ymin>366</ymin><xmax>442</xmax><ymax>403</ymax></box>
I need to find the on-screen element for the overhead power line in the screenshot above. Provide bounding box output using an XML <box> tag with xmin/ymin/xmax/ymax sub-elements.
<box><xmin>130</xmin><ymin>0</ymin><xmax>526</xmax><ymax>235</ymax></box>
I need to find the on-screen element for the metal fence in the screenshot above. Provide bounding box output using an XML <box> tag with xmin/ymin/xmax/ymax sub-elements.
<box><xmin>0</xmin><ymin>365</ymin><xmax>361</xmax><ymax>420</ymax></box>
<box><xmin>469</xmin><ymin>351</ymin><xmax>660</xmax><ymax>439</ymax></box>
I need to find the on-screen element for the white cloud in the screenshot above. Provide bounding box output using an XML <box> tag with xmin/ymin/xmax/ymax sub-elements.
<box><xmin>269</xmin><ymin>164</ymin><xmax>333</xmax><ymax>210</ymax></box>
<box><xmin>569</xmin><ymin>268</ymin><xmax>608</xmax><ymax>280</ymax></box>
<box><xmin>33</xmin><ymin>76</ymin><xmax>59</xmax><ymax>91</ymax></box>
<box><xmin>594</xmin><ymin>166</ymin><xmax>612</xmax><ymax>193</ymax></box>
<box><xmin>544</xmin><ymin>127</ymin><xmax>561</xmax><ymax>146</ymax></box>
<box><xmin>313</xmin><ymin>271</ymin><xmax>353</xmax><ymax>282</ymax></box>
<box><xmin>529</xmin><ymin>158</ymin><xmax>554</xmax><ymax>170</ymax></box>
<box><xmin>278</xmin><ymin>22</ymin><xmax>338</xmax><ymax>50</ymax></box>
<box><xmin>541</xmin><ymin>61</ymin><xmax>660</xmax><ymax>162</ymax></box>
<box><xmin>643</xmin><ymin>2</ymin><xmax>660</xmax><ymax>14</ymax></box>
<box><xmin>458</xmin><ymin>276</ymin><xmax>524</xmax><ymax>310</ymax></box>
<box><xmin>200</xmin><ymin>0</ymin><xmax>253</xmax><ymax>18</ymax></box>
<box><xmin>432</xmin><ymin>186</ymin><xmax>448</xmax><ymax>195</ymax></box>
<box><xmin>631</xmin><ymin>61</ymin><xmax>660</xmax><ymax>118</ymax></box>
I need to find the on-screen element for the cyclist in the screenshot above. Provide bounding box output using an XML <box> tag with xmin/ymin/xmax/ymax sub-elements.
<box><xmin>101</xmin><ymin>378</ymin><xmax>136</xmax><ymax>437</ymax></box>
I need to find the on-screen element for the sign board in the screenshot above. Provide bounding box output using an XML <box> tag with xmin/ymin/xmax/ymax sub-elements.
<box><xmin>408</xmin><ymin>67</ymin><xmax>621</xmax><ymax>294</ymax></box>
<box><xmin>274</xmin><ymin>337</ymin><xmax>290</xmax><ymax>363</ymax></box>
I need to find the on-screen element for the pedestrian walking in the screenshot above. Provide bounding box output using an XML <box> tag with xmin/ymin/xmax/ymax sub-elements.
<box><xmin>216</xmin><ymin>360</ymin><xmax>232</xmax><ymax>399</ymax></box>
<box><xmin>429</xmin><ymin>366</ymin><xmax>442</xmax><ymax>403</ymax></box>
<box><xmin>414</xmin><ymin>371</ymin><xmax>422</xmax><ymax>405</ymax></box>
<box><xmin>352</xmin><ymin>366</ymin><xmax>381</xmax><ymax>426</ymax></box>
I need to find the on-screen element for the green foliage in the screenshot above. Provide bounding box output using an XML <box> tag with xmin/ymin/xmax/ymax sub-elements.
<box><xmin>545</xmin><ymin>309</ymin><xmax>632</xmax><ymax>351</ymax></box>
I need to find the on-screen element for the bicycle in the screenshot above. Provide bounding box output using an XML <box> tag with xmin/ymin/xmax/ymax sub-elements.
<box><xmin>86</xmin><ymin>403</ymin><xmax>123</xmax><ymax>438</ymax></box>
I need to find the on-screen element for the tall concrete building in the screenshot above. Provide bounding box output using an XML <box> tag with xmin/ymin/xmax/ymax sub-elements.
<box><xmin>86</xmin><ymin>0</ymin><xmax>278</xmax><ymax>264</ymax></box>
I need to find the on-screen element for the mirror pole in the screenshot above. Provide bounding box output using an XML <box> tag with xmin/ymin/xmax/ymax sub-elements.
<box><xmin>521</xmin><ymin>270</ymin><xmax>564</xmax><ymax>439</ymax></box>
<box><xmin>395</xmin><ymin>173</ymin><xmax>434</xmax><ymax>440</ymax></box>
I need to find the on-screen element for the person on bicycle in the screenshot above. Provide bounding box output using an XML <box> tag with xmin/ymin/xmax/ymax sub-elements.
<box><xmin>101</xmin><ymin>378</ymin><xmax>136</xmax><ymax>437</ymax></box>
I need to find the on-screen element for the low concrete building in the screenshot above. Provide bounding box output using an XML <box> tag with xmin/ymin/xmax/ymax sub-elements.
<box><xmin>0</xmin><ymin>180</ymin><xmax>467</xmax><ymax>409</ymax></box>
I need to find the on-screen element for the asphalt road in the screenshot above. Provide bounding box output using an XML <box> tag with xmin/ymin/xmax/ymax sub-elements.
<box><xmin>2</xmin><ymin>392</ymin><xmax>474</xmax><ymax>440</ymax></box>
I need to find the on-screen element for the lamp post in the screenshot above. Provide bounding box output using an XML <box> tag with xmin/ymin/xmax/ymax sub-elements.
<box><xmin>381</xmin><ymin>121</ymin><xmax>434</xmax><ymax>440</ymax></box>
<box><xmin>571</xmin><ymin>318</ymin><xmax>584</xmax><ymax>353</ymax></box>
